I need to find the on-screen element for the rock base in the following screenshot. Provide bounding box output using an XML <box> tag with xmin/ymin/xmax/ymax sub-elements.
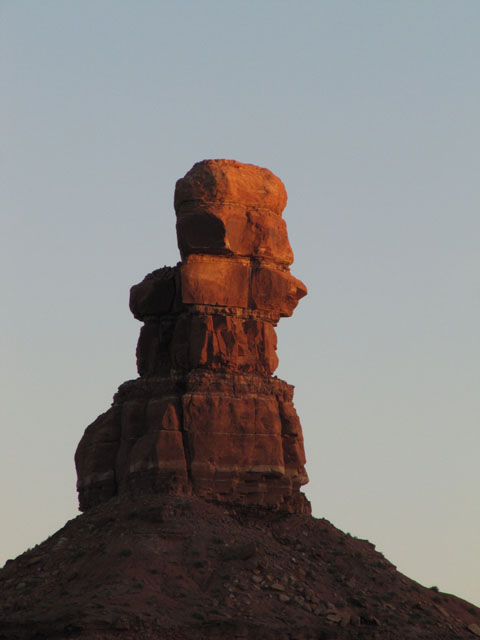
<box><xmin>76</xmin><ymin>371</ymin><xmax>310</xmax><ymax>514</ymax></box>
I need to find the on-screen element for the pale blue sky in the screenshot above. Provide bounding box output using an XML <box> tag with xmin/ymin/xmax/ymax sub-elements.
<box><xmin>1</xmin><ymin>1</ymin><xmax>479</xmax><ymax>606</ymax></box>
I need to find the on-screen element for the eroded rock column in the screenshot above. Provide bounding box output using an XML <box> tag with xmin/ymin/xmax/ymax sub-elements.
<box><xmin>75</xmin><ymin>160</ymin><xmax>310</xmax><ymax>514</ymax></box>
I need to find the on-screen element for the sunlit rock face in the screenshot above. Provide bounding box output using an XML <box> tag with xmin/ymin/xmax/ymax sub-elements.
<box><xmin>75</xmin><ymin>160</ymin><xmax>310</xmax><ymax>514</ymax></box>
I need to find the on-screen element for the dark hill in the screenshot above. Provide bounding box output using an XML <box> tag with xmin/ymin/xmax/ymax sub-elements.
<box><xmin>1</xmin><ymin>493</ymin><xmax>479</xmax><ymax>640</ymax></box>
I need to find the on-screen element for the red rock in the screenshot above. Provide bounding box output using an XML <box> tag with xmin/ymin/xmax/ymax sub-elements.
<box><xmin>180</xmin><ymin>255</ymin><xmax>250</xmax><ymax>307</ymax></box>
<box><xmin>128</xmin><ymin>430</ymin><xmax>188</xmax><ymax>476</ymax></box>
<box><xmin>74</xmin><ymin>406</ymin><xmax>121</xmax><ymax>508</ymax></box>
<box><xmin>174</xmin><ymin>159</ymin><xmax>287</xmax><ymax>217</ymax></box>
<box><xmin>75</xmin><ymin>160</ymin><xmax>309</xmax><ymax>514</ymax></box>
<box><xmin>135</xmin><ymin>321</ymin><xmax>166</xmax><ymax>376</ymax></box>
<box><xmin>176</xmin><ymin>207</ymin><xmax>294</xmax><ymax>265</ymax></box>
<box><xmin>121</xmin><ymin>400</ymin><xmax>148</xmax><ymax>440</ymax></box>
<box><xmin>170</xmin><ymin>314</ymin><xmax>279</xmax><ymax>375</ymax></box>
<box><xmin>250</xmin><ymin>265</ymin><xmax>307</xmax><ymax>317</ymax></box>
<box><xmin>129</xmin><ymin>267</ymin><xmax>177</xmax><ymax>321</ymax></box>
<box><xmin>175</xmin><ymin>160</ymin><xmax>293</xmax><ymax>265</ymax></box>
<box><xmin>187</xmin><ymin>432</ymin><xmax>285</xmax><ymax>477</ymax></box>
<box><xmin>145</xmin><ymin>398</ymin><xmax>181</xmax><ymax>431</ymax></box>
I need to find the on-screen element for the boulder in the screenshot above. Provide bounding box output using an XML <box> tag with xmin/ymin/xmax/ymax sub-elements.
<box><xmin>175</xmin><ymin>160</ymin><xmax>293</xmax><ymax>265</ymax></box>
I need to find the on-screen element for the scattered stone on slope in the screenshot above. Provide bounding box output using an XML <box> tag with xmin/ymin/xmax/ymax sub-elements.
<box><xmin>0</xmin><ymin>494</ymin><xmax>479</xmax><ymax>640</ymax></box>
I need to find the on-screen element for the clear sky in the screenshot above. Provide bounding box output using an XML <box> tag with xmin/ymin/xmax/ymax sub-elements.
<box><xmin>1</xmin><ymin>0</ymin><xmax>479</xmax><ymax>607</ymax></box>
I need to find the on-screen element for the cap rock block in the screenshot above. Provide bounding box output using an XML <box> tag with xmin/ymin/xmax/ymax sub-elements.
<box><xmin>175</xmin><ymin>159</ymin><xmax>294</xmax><ymax>265</ymax></box>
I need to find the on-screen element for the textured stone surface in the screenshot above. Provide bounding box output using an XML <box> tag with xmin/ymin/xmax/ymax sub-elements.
<box><xmin>2</xmin><ymin>494</ymin><xmax>480</xmax><ymax>640</ymax></box>
<box><xmin>174</xmin><ymin>159</ymin><xmax>288</xmax><ymax>217</ymax></box>
<box><xmin>175</xmin><ymin>160</ymin><xmax>293</xmax><ymax>265</ymax></box>
<box><xmin>180</xmin><ymin>256</ymin><xmax>250</xmax><ymax>307</ymax></box>
<box><xmin>75</xmin><ymin>159</ymin><xmax>309</xmax><ymax>514</ymax></box>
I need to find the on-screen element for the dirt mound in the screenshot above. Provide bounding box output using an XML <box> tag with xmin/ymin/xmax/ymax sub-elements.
<box><xmin>1</xmin><ymin>494</ymin><xmax>479</xmax><ymax>640</ymax></box>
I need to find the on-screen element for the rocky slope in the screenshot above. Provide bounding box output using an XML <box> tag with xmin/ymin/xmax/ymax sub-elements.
<box><xmin>1</xmin><ymin>494</ymin><xmax>479</xmax><ymax>640</ymax></box>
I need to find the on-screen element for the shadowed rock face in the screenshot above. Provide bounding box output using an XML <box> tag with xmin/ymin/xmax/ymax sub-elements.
<box><xmin>75</xmin><ymin>160</ymin><xmax>309</xmax><ymax>513</ymax></box>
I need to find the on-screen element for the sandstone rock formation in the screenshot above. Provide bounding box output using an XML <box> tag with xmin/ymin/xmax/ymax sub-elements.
<box><xmin>75</xmin><ymin>160</ymin><xmax>309</xmax><ymax>514</ymax></box>
<box><xmin>3</xmin><ymin>160</ymin><xmax>480</xmax><ymax>640</ymax></box>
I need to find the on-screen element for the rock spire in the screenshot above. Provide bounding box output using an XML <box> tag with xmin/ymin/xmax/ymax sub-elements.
<box><xmin>75</xmin><ymin>160</ymin><xmax>310</xmax><ymax>513</ymax></box>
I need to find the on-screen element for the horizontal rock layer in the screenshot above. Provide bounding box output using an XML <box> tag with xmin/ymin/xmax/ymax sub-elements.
<box><xmin>75</xmin><ymin>160</ymin><xmax>310</xmax><ymax>514</ymax></box>
<box><xmin>129</xmin><ymin>257</ymin><xmax>306</xmax><ymax>321</ymax></box>
<box><xmin>175</xmin><ymin>160</ymin><xmax>293</xmax><ymax>265</ymax></box>
<box><xmin>136</xmin><ymin>313</ymin><xmax>279</xmax><ymax>377</ymax></box>
<box><xmin>75</xmin><ymin>372</ymin><xmax>309</xmax><ymax>514</ymax></box>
